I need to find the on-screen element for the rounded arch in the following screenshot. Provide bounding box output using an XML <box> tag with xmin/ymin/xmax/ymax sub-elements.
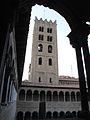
<box><xmin>72</xmin><ymin>111</ymin><xmax>77</xmax><ymax>117</ymax></box>
<box><xmin>33</xmin><ymin>90</ymin><xmax>39</xmax><ymax>101</ymax></box>
<box><xmin>19</xmin><ymin>89</ymin><xmax>25</xmax><ymax>101</ymax></box>
<box><xmin>24</xmin><ymin>112</ymin><xmax>31</xmax><ymax>120</ymax></box>
<box><xmin>59</xmin><ymin>111</ymin><xmax>65</xmax><ymax>118</ymax></box>
<box><xmin>40</xmin><ymin>91</ymin><xmax>45</xmax><ymax>101</ymax></box>
<box><xmin>59</xmin><ymin>91</ymin><xmax>64</xmax><ymax>101</ymax></box>
<box><xmin>16</xmin><ymin>111</ymin><xmax>23</xmax><ymax>120</ymax></box>
<box><xmin>38</xmin><ymin>57</ymin><xmax>42</xmax><ymax>65</ymax></box>
<box><xmin>65</xmin><ymin>91</ymin><xmax>70</xmax><ymax>101</ymax></box>
<box><xmin>46</xmin><ymin>91</ymin><xmax>52</xmax><ymax>101</ymax></box>
<box><xmin>48</xmin><ymin>58</ymin><xmax>52</xmax><ymax>66</ymax></box>
<box><xmin>38</xmin><ymin>44</ymin><xmax>43</xmax><ymax>52</ymax></box>
<box><xmin>53</xmin><ymin>91</ymin><xmax>58</xmax><ymax>101</ymax></box>
<box><xmin>26</xmin><ymin>90</ymin><xmax>32</xmax><ymax>101</ymax></box>
<box><xmin>66</xmin><ymin>111</ymin><xmax>71</xmax><ymax>118</ymax></box>
<box><xmin>71</xmin><ymin>91</ymin><xmax>76</xmax><ymax>101</ymax></box>
<box><xmin>53</xmin><ymin>111</ymin><xmax>58</xmax><ymax>118</ymax></box>
<box><xmin>32</xmin><ymin>111</ymin><xmax>38</xmax><ymax>119</ymax></box>
<box><xmin>33</xmin><ymin>2</ymin><xmax>79</xmax><ymax>30</ymax></box>
<box><xmin>76</xmin><ymin>91</ymin><xmax>81</xmax><ymax>101</ymax></box>
<box><xmin>48</xmin><ymin>45</ymin><xmax>52</xmax><ymax>53</ymax></box>
<box><xmin>46</xmin><ymin>111</ymin><xmax>52</xmax><ymax>119</ymax></box>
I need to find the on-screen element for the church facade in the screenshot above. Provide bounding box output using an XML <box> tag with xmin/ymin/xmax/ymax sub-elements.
<box><xmin>16</xmin><ymin>17</ymin><xmax>90</xmax><ymax>120</ymax></box>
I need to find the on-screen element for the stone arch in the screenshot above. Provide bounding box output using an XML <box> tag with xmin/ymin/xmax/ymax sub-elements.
<box><xmin>71</xmin><ymin>91</ymin><xmax>76</xmax><ymax>101</ymax></box>
<box><xmin>38</xmin><ymin>44</ymin><xmax>43</xmax><ymax>52</ymax></box>
<box><xmin>46</xmin><ymin>111</ymin><xmax>52</xmax><ymax>119</ymax></box>
<box><xmin>59</xmin><ymin>91</ymin><xmax>64</xmax><ymax>101</ymax></box>
<box><xmin>40</xmin><ymin>91</ymin><xmax>45</xmax><ymax>101</ymax></box>
<box><xmin>16</xmin><ymin>111</ymin><xmax>23</xmax><ymax>120</ymax></box>
<box><xmin>65</xmin><ymin>91</ymin><xmax>70</xmax><ymax>101</ymax></box>
<box><xmin>59</xmin><ymin>111</ymin><xmax>65</xmax><ymax>118</ymax></box>
<box><xmin>46</xmin><ymin>91</ymin><xmax>52</xmax><ymax>101</ymax></box>
<box><xmin>48</xmin><ymin>45</ymin><xmax>52</xmax><ymax>53</ymax></box>
<box><xmin>32</xmin><ymin>111</ymin><xmax>38</xmax><ymax>119</ymax></box>
<box><xmin>24</xmin><ymin>111</ymin><xmax>31</xmax><ymax>120</ymax></box>
<box><xmin>19</xmin><ymin>89</ymin><xmax>25</xmax><ymax>100</ymax></box>
<box><xmin>33</xmin><ymin>90</ymin><xmax>39</xmax><ymax>101</ymax></box>
<box><xmin>48</xmin><ymin>58</ymin><xmax>52</xmax><ymax>66</ymax></box>
<box><xmin>53</xmin><ymin>91</ymin><xmax>58</xmax><ymax>101</ymax></box>
<box><xmin>53</xmin><ymin>111</ymin><xmax>58</xmax><ymax>118</ymax></box>
<box><xmin>66</xmin><ymin>111</ymin><xmax>71</xmax><ymax>118</ymax></box>
<box><xmin>38</xmin><ymin>57</ymin><xmax>42</xmax><ymax>65</ymax></box>
<box><xmin>76</xmin><ymin>91</ymin><xmax>81</xmax><ymax>101</ymax></box>
<box><xmin>26</xmin><ymin>90</ymin><xmax>32</xmax><ymax>101</ymax></box>
<box><xmin>72</xmin><ymin>111</ymin><xmax>77</xmax><ymax>117</ymax></box>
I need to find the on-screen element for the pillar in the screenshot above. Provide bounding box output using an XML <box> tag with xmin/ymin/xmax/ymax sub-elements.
<box><xmin>67</xmin><ymin>25</ymin><xmax>89</xmax><ymax>112</ymax></box>
<box><xmin>82</xmin><ymin>41</ymin><xmax>90</xmax><ymax>99</ymax></box>
<box><xmin>75</xmin><ymin>47</ymin><xmax>89</xmax><ymax>111</ymax></box>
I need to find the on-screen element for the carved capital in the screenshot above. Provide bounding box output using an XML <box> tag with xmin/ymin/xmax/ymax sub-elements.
<box><xmin>67</xmin><ymin>24</ymin><xmax>90</xmax><ymax>48</ymax></box>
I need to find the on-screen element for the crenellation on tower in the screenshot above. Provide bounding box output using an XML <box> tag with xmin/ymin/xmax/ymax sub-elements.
<box><xmin>35</xmin><ymin>16</ymin><xmax>57</xmax><ymax>24</ymax></box>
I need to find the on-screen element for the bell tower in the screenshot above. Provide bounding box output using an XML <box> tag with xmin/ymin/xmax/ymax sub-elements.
<box><xmin>30</xmin><ymin>17</ymin><xmax>58</xmax><ymax>85</ymax></box>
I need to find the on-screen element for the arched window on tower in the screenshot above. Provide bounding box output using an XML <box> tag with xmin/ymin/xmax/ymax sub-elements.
<box><xmin>48</xmin><ymin>45</ymin><xmax>52</xmax><ymax>53</ymax></box>
<box><xmin>38</xmin><ymin>57</ymin><xmax>42</xmax><ymax>65</ymax></box>
<box><xmin>38</xmin><ymin>34</ymin><xmax>44</xmax><ymax>40</ymax></box>
<box><xmin>49</xmin><ymin>58</ymin><xmax>52</xmax><ymax>66</ymax></box>
<box><xmin>39</xmin><ymin>26</ymin><xmax>44</xmax><ymax>32</ymax></box>
<box><xmin>47</xmin><ymin>28</ymin><xmax>52</xmax><ymax>33</ymax></box>
<box><xmin>38</xmin><ymin>44</ymin><xmax>43</xmax><ymax>52</ymax></box>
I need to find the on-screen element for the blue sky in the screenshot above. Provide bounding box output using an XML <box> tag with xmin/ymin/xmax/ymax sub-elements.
<box><xmin>22</xmin><ymin>4</ymin><xmax>80</xmax><ymax>80</ymax></box>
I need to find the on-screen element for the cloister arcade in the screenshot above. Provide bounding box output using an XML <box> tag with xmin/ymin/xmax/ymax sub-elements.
<box><xmin>18</xmin><ymin>89</ymin><xmax>81</xmax><ymax>102</ymax></box>
<box><xmin>16</xmin><ymin>110</ymin><xmax>77</xmax><ymax>120</ymax></box>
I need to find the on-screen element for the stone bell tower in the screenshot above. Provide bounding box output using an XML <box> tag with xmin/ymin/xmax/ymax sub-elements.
<box><xmin>29</xmin><ymin>17</ymin><xmax>58</xmax><ymax>85</ymax></box>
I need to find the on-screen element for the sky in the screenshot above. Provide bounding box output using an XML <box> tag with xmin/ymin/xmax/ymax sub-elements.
<box><xmin>22</xmin><ymin>4</ymin><xmax>90</xmax><ymax>80</ymax></box>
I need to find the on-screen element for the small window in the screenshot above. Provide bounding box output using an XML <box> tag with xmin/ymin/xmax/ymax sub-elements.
<box><xmin>38</xmin><ymin>57</ymin><xmax>42</xmax><ymax>65</ymax></box>
<box><xmin>47</xmin><ymin>28</ymin><xmax>49</xmax><ymax>33</ymax></box>
<box><xmin>50</xmin><ymin>28</ymin><xmax>52</xmax><ymax>33</ymax></box>
<box><xmin>49</xmin><ymin>78</ymin><xmax>52</xmax><ymax>83</ymax></box>
<box><xmin>38</xmin><ymin>44</ymin><xmax>43</xmax><ymax>52</ymax></box>
<box><xmin>48</xmin><ymin>45</ymin><xmax>52</xmax><ymax>53</ymax></box>
<box><xmin>47</xmin><ymin>36</ymin><xmax>52</xmax><ymax>42</ymax></box>
<box><xmin>39</xmin><ymin>26</ymin><xmax>44</xmax><ymax>32</ymax></box>
<box><xmin>39</xmin><ymin>26</ymin><xmax>42</xmax><ymax>31</ymax></box>
<box><xmin>38</xmin><ymin>34</ymin><xmax>44</xmax><ymax>40</ymax></box>
<box><xmin>47</xmin><ymin>28</ymin><xmax>52</xmax><ymax>33</ymax></box>
<box><xmin>49</xmin><ymin>58</ymin><xmax>52</xmax><ymax>66</ymax></box>
<box><xmin>39</xmin><ymin>77</ymin><xmax>41</xmax><ymax>82</ymax></box>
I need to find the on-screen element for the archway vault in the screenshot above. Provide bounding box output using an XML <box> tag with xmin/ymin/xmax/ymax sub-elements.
<box><xmin>1</xmin><ymin>0</ymin><xmax>90</xmax><ymax>86</ymax></box>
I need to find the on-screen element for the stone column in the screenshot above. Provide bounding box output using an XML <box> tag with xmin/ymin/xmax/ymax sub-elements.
<box><xmin>75</xmin><ymin>47</ymin><xmax>89</xmax><ymax>111</ymax></box>
<box><xmin>82</xmin><ymin>41</ymin><xmax>90</xmax><ymax>99</ymax></box>
<box><xmin>67</xmin><ymin>28</ymin><xmax>89</xmax><ymax>111</ymax></box>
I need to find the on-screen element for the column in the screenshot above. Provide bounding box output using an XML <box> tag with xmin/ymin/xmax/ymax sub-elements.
<box><xmin>75</xmin><ymin>47</ymin><xmax>89</xmax><ymax>111</ymax></box>
<box><xmin>67</xmin><ymin>28</ymin><xmax>89</xmax><ymax>111</ymax></box>
<box><xmin>82</xmin><ymin>41</ymin><xmax>90</xmax><ymax>99</ymax></box>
